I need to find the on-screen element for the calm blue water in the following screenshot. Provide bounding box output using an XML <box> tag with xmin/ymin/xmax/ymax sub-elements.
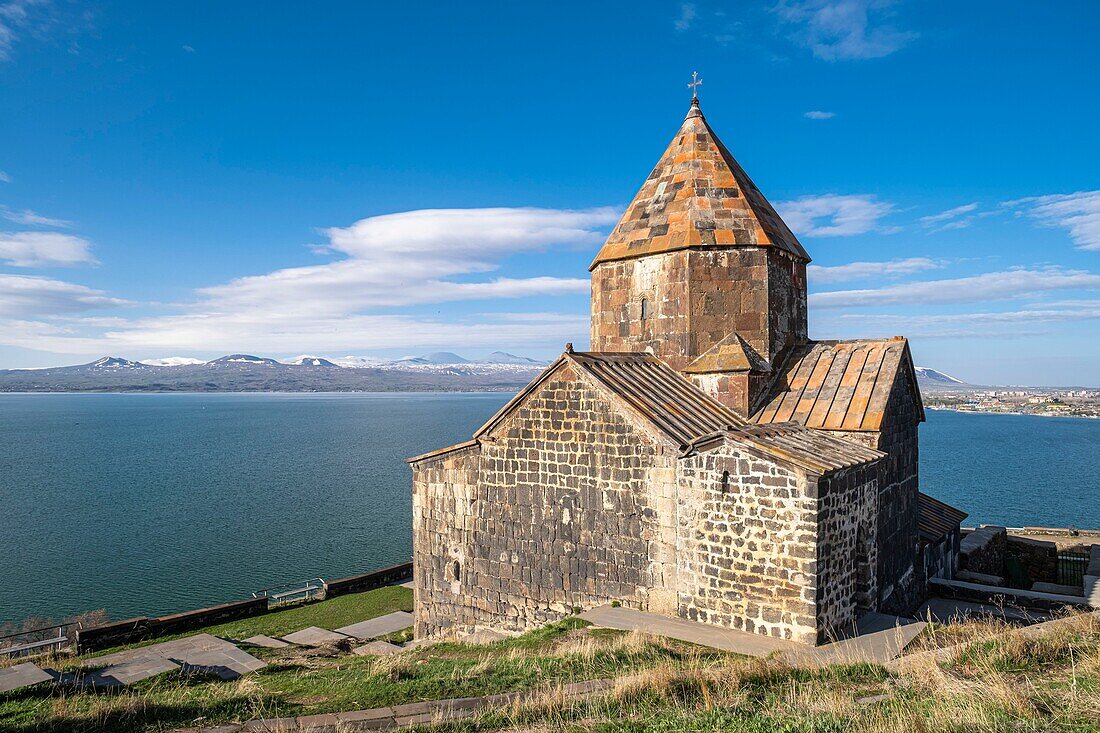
<box><xmin>0</xmin><ymin>393</ymin><xmax>1097</xmax><ymax>626</ymax></box>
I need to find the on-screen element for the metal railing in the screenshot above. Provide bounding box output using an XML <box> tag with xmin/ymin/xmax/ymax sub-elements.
<box><xmin>0</xmin><ymin>622</ymin><xmax>75</xmax><ymax>658</ymax></box>
<box><xmin>252</xmin><ymin>577</ymin><xmax>326</xmax><ymax>608</ymax></box>
<box><xmin>1057</xmin><ymin>552</ymin><xmax>1089</xmax><ymax>587</ymax></box>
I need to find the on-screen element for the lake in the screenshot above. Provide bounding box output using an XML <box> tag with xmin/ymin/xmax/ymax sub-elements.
<box><xmin>0</xmin><ymin>392</ymin><xmax>1097</xmax><ymax>626</ymax></box>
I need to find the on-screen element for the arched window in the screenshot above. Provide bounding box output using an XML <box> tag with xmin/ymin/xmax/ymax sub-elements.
<box><xmin>721</xmin><ymin>470</ymin><xmax>730</xmax><ymax>493</ymax></box>
<box><xmin>451</xmin><ymin>560</ymin><xmax>461</xmax><ymax>581</ymax></box>
<box><xmin>640</xmin><ymin>298</ymin><xmax>650</xmax><ymax>320</ymax></box>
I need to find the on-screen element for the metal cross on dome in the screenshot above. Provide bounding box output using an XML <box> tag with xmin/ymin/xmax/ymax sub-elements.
<box><xmin>688</xmin><ymin>71</ymin><xmax>702</xmax><ymax>100</ymax></box>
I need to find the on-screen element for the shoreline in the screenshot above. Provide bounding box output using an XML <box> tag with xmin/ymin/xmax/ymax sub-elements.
<box><xmin>925</xmin><ymin>405</ymin><xmax>1100</xmax><ymax>421</ymax></box>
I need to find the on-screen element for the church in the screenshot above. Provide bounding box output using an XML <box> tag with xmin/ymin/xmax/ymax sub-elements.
<box><xmin>409</xmin><ymin>96</ymin><xmax>946</xmax><ymax>646</ymax></box>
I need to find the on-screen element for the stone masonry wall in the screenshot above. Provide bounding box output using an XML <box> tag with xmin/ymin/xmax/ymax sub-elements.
<box><xmin>872</xmin><ymin>373</ymin><xmax>923</xmax><ymax>614</ymax></box>
<box><xmin>675</xmin><ymin>444</ymin><xmax>820</xmax><ymax>644</ymax></box>
<box><xmin>815</xmin><ymin>466</ymin><xmax>879</xmax><ymax>640</ymax></box>
<box><xmin>590</xmin><ymin>250</ymin><xmax>691</xmax><ymax>367</ymax></box>
<box><xmin>414</xmin><ymin>363</ymin><xmax>677</xmax><ymax>637</ymax></box>
<box><xmin>765</xmin><ymin>250</ymin><xmax>808</xmax><ymax>362</ymax></box>
<box><xmin>590</xmin><ymin>247</ymin><xmax>808</xmax><ymax>371</ymax></box>
<box><xmin>411</xmin><ymin>444</ymin><xmax>480</xmax><ymax>638</ymax></box>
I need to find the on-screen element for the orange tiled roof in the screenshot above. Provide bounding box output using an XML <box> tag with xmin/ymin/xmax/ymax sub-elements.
<box><xmin>752</xmin><ymin>338</ymin><xmax>924</xmax><ymax>432</ymax></box>
<box><xmin>683</xmin><ymin>332</ymin><xmax>771</xmax><ymax>374</ymax></box>
<box><xmin>590</xmin><ymin>99</ymin><xmax>809</xmax><ymax>270</ymax></box>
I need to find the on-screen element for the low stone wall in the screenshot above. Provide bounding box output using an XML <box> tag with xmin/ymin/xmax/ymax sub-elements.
<box><xmin>324</xmin><ymin>562</ymin><xmax>413</xmax><ymax>597</ymax></box>
<box><xmin>76</xmin><ymin>597</ymin><xmax>267</xmax><ymax>653</ymax></box>
<box><xmin>1006</xmin><ymin>535</ymin><xmax>1057</xmax><ymax>585</ymax></box>
<box><xmin>959</xmin><ymin>525</ymin><xmax>1007</xmax><ymax>576</ymax></box>
<box><xmin>929</xmin><ymin>577</ymin><xmax>1088</xmax><ymax>612</ymax></box>
<box><xmin>76</xmin><ymin>561</ymin><xmax>414</xmax><ymax>653</ymax></box>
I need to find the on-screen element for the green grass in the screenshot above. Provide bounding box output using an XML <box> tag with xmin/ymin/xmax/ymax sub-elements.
<box><xmin>5</xmin><ymin>597</ymin><xmax>1097</xmax><ymax>733</ymax></box>
<box><xmin>82</xmin><ymin>585</ymin><xmax>413</xmax><ymax>658</ymax></box>
<box><xmin>0</xmin><ymin>593</ymin><xmax>728</xmax><ymax>733</ymax></box>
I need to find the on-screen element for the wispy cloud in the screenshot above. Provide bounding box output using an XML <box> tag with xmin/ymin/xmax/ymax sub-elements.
<box><xmin>1006</xmin><ymin>190</ymin><xmax>1100</xmax><ymax>251</ymax></box>
<box><xmin>811</xmin><ymin>267</ymin><xmax>1100</xmax><ymax>309</ymax></box>
<box><xmin>808</xmin><ymin>257</ymin><xmax>942</xmax><ymax>284</ymax></box>
<box><xmin>919</xmin><ymin>202</ymin><xmax>979</xmax><ymax>229</ymax></box>
<box><xmin>0</xmin><ymin>0</ymin><xmax>49</xmax><ymax>61</ymax></box>
<box><xmin>775</xmin><ymin>193</ymin><xmax>895</xmax><ymax>237</ymax></box>
<box><xmin>181</xmin><ymin>44</ymin><xmax>194</xmax><ymax>53</ymax></box>
<box><xmin>774</xmin><ymin>0</ymin><xmax>917</xmax><ymax>61</ymax></box>
<box><xmin>0</xmin><ymin>273</ymin><xmax>125</xmax><ymax>316</ymax></box>
<box><xmin>1</xmin><ymin>206</ymin><xmax>71</xmax><ymax>227</ymax></box>
<box><xmin>0</xmin><ymin>231</ymin><xmax>95</xmax><ymax>267</ymax></box>
<box><xmin>0</xmin><ymin>170</ymin><xmax>11</xmax><ymax>183</ymax></box>
<box><xmin>674</xmin><ymin>3</ymin><xmax>697</xmax><ymax>31</ymax></box>
<box><xmin>804</xmin><ymin>110</ymin><xmax>836</xmax><ymax>120</ymax></box>
<box><xmin>834</xmin><ymin>301</ymin><xmax>1100</xmax><ymax>338</ymax></box>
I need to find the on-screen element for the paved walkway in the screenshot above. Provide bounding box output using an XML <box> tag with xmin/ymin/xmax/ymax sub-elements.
<box><xmin>74</xmin><ymin>633</ymin><xmax>266</xmax><ymax>687</ymax></box>
<box><xmin>178</xmin><ymin>678</ymin><xmax>614</xmax><ymax>732</ymax></box>
<box><xmin>0</xmin><ymin>662</ymin><xmax>53</xmax><ymax>693</ymax></box>
<box><xmin>579</xmin><ymin>606</ymin><xmax>925</xmax><ymax>667</ymax></box>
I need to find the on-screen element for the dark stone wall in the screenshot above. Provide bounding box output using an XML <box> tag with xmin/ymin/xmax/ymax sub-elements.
<box><xmin>413</xmin><ymin>363</ymin><xmax>670</xmax><ymax>637</ymax></box>
<box><xmin>816</xmin><ymin>465</ymin><xmax>879</xmax><ymax>642</ymax></box>
<box><xmin>923</xmin><ymin>528</ymin><xmax>961</xmax><ymax>581</ymax></box>
<box><xmin>871</xmin><ymin>372</ymin><xmax>923</xmax><ymax>614</ymax></box>
<box><xmin>1006</xmin><ymin>535</ymin><xmax>1058</xmax><ymax>586</ymax></box>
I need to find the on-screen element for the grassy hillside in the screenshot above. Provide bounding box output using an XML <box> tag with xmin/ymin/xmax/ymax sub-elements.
<box><xmin>1</xmin><ymin>589</ymin><xmax>1097</xmax><ymax>732</ymax></box>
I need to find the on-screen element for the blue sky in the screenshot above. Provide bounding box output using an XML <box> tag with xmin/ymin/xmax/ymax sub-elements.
<box><xmin>0</xmin><ymin>1</ymin><xmax>1098</xmax><ymax>386</ymax></box>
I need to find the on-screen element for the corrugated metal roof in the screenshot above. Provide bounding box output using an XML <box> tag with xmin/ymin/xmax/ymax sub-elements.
<box><xmin>432</xmin><ymin>350</ymin><xmax>883</xmax><ymax>475</ymax></box>
<box><xmin>918</xmin><ymin>492</ymin><xmax>968</xmax><ymax>544</ymax></box>
<box><xmin>752</xmin><ymin>338</ymin><xmax>924</xmax><ymax>432</ymax></box>
<box><xmin>590</xmin><ymin>100</ymin><xmax>808</xmax><ymax>270</ymax></box>
<box><xmin>692</xmin><ymin>423</ymin><xmax>885</xmax><ymax>474</ymax></box>
<box><xmin>406</xmin><ymin>439</ymin><xmax>479</xmax><ymax>465</ymax></box>
<box><xmin>568</xmin><ymin>352</ymin><xmax>749</xmax><ymax>446</ymax></box>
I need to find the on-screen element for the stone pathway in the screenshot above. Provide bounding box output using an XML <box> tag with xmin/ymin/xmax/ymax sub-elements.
<box><xmin>243</xmin><ymin>635</ymin><xmax>291</xmax><ymax>649</ymax></box>
<box><xmin>352</xmin><ymin>640</ymin><xmax>404</xmax><ymax>656</ymax></box>
<box><xmin>0</xmin><ymin>662</ymin><xmax>53</xmax><ymax>693</ymax></box>
<box><xmin>580</xmin><ymin>606</ymin><xmax>925</xmax><ymax>666</ymax></box>
<box><xmin>73</xmin><ymin>633</ymin><xmax>266</xmax><ymax>687</ymax></box>
<box><xmin>580</xmin><ymin>606</ymin><xmax>795</xmax><ymax>656</ymax></box>
<box><xmin>178</xmin><ymin>678</ymin><xmax>614</xmax><ymax>732</ymax></box>
<box><xmin>281</xmin><ymin>627</ymin><xmax>350</xmax><ymax>646</ymax></box>
<box><xmin>335</xmin><ymin>611</ymin><xmax>414</xmax><ymax>640</ymax></box>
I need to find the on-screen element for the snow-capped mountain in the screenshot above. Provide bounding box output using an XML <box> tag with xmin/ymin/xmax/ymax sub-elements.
<box><xmin>480</xmin><ymin>351</ymin><xmax>546</xmax><ymax>365</ymax></box>
<box><xmin>88</xmin><ymin>356</ymin><xmax>145</xmax><ymax>369</ymax></box>
<box><xmin>208</xmin><ymin>354</ymin><xmax>280</xmax><ymax>366</ymax></box>
<box><xmin>914</xmin><ymin>366</ymin><xmax>966</xmax><ymax>385</ymax></box>
<box><xmin>283</xmin><ymin>355</ymin><xmax>339</xmax><ymax>367</ymax></box>
<box><xmin>331</xmin><ymin>355</ymin><xmax>389</xmax><ymax>368</ymax></box>
<box><xmin>140</xmin><ymin>357</ymin><xmax>206</xmax><ymax>366</ymax></box>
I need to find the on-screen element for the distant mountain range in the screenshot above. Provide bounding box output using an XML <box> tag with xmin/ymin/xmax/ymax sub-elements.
<box><xmin>0</xmin><ymin>352</ymin><xmax>972</xmax><ymax>394</ymax></box>
<box><xmin>0</xmin><ymin>352</ymin><xmax>551</xmax><ymax>393</ymax></box>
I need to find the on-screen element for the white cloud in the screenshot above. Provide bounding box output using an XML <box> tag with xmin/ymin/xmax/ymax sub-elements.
<box><xmin>0</xmin><ymin>231</ymin><xmax>96</xmax><ymax>267</ymax></box>
<box><xmin>1</xmin><ymin>206</ymin><xmax>71</xmax><ymax>227</ymax></box>
<box><xmin>774</xmin><ymin>0</ymin><xmax>917</xmax><ymax>61</ymax></box>
<box><xmin>0</xmin><ymin>170</ymin><xmax>11</xmax><ymax>183</ymax></box>
<box><xmin>674</xmin><ymin>3</ymin><xmax>696</xmax><ymax>31</ymax></box>
<box><xmin>808</xmin><ymin>257</ymin><xmax>942</xmax><ymax>284</ymax></box>
<box><xmin>833</xmin><ymin>302</ymin><xmax>1100</xmax><ymax>338</ymax></box>
<box><xmin>811</xmin><ymin>267</ymin><xmax>1100</xmax><ymax>309</ymax></box>
<box><xmin>0</xmin><ymin>207</ymin><xmax>615</xmax><ymax>357</ymax></box>
<box><xmin>1006</xmin><ymin>190</ymin><xmax>1100</xmax><ymax>251</ymax></box>
<box><xmin>919</xmin><ymin>202</ymin><xmax>978</xmax><ymax>228</ymax></box>
<box><xmin>182</xmin><ymin>44</ymin><xmax>194</xmax><ymax>53</ymax></box>
<box><xmin>804</xmin><ymin>110</ymin><xmax>836</xmax><ymax>120</ymax></box>
<box><xmin>0</xmin><ymin>273</ymin><xmax>127</xmax><ymax>316</ymax></box>
<box><xmin>775</xmin><ymin>194</ymin><xmax>895</xmax><ymax>237</ymax></box>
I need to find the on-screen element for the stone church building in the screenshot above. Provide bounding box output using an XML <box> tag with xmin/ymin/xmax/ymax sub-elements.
<box><xmin>410</xmin><ymin>98</ymin><xmax>936</xmax><ymax>646</ymax></box>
